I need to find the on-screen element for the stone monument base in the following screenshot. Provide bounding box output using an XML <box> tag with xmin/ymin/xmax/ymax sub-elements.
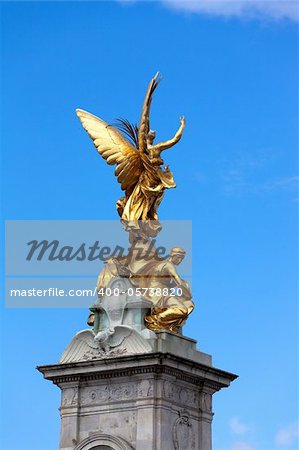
<box><xmin>38</xmin><ymin>331</ymin><xmax>237</xmax><ymax>450</ymax></box>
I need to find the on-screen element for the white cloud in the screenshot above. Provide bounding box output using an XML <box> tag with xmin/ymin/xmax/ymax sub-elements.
<box><xmin>118</xmin><ymin>0</ymin><xmax>299</xmax><ymax>21</ymax></box>
<box><xmin>219</xmin><ymin>149</ymin><xmax>298</xmax><ymax>196</ymax></box>
<box><xmin>230</xmin><ymin>416</ymin><xmax>250</xmax><ymax>435</ymax></box>
<box><xmin>231</xmin><ymin>441</ymin><xmax>257</xmax><ymax>450</ymax></box>
<box><xmin>275</xmin><ymin>422</ymin><xmax>299</xmax><ymax>447</ymax></box>
<box><xmin>264</xmin><ymin>176</ymin><xmax>299</xmax><ymax>191</ymax></box>
<box><xmin>222</xmin><ymin>174</ymin><xmax>298</xmax><ymax>196</ymax></box>
<box><xmin>161</xmin><ymin>0</ymin><xmax>299</xmax><ymax>22</ymax></box>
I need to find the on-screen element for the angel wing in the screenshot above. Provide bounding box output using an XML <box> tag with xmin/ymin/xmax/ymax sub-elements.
<box><xmin>59</xmin><ymin>329</ymin><xmax>99</xmax><ymax>363</ymax></box>
<box><xmin>109</xmin><ymin>325</ymin><xmax>153</xmax><ymax>353</ymax></box>
<box><xmin>138</xmin><ymin>72</ymin><xmax>161</xmax><ymax>153</ymax></box>
<box><xmin>76</xmin><ymin>109</ymin><xmax>144</xmax><ymax>193</ymax></box>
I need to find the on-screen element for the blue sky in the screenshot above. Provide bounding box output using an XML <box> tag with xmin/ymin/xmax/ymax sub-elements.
<box><xmin>0</xmin><ymin>1</ymin><xmax>298</xmax><ymax>450</ymax></box>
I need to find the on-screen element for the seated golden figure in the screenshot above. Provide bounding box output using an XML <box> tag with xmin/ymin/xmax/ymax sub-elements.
<box><xmin>130</xmin><ymin>246</ymin><xmax>194</xmax><ymax>333</ymax></box>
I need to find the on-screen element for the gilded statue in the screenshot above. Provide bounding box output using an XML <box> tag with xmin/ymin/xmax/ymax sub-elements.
<box><xmin>77</xmin><ymin>74</ymin><xmax>194</xmax><ymax>334</ymax></box>
<box><xmin>130</xmin><ymin>246</ymin><xmax>194</xmax><ymax>332</ymax></box>
<box><xmin>87</xmin><ymin>243</ymin><xmax>194</xmax><ymax>333</ymax></box>
<box><xmin>76</xmin><ymin>73</ymin><xmax>185</xmax><ymax>224</ymax></box>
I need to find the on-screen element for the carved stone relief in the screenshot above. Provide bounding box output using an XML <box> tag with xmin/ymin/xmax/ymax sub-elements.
<box><xmin>138</xmin><ymin>379</ymin><xmax>153</xmax><ymax>397</ymax></box>
<box><xmin>163</xmin><ymin>380</ymin><xmax>198</xmax><ymax>408</ymax></box>
<box><xmin>80</xmin><ymin>379</ymin><xmax>154</xmax><ymax>406</ymax></box>
<box><xmin>172</xmin><ymin>410</ymin><xmax>195</xmax><ymax>450</ymax></box>
<box><xmin>62</xmin><ymin>387</ymin><xmax>78</xmax><ymax>407</ymax></box>
<box><xmin>200</xmin><ymin>391</ymin><xmax>212</xmax><ymax>413</ymax></box>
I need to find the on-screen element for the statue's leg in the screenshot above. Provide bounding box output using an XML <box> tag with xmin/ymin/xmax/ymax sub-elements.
<box><xmin>148</xmin><ymin>191</ymin><xmax>164</xmax><ymax>220</ymax></box>
<box><xmin>122</xmin><ymin>185</ymin><xmax>145</xmax><ymax>221</ymax></box>
<box><xmin>145</xmin><ymin>296</ymin><xmax>188</xmax><ymax>333</ymax></box>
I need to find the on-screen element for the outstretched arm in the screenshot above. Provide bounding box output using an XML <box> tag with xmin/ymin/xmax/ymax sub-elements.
<box><xmin>151</xmin><ymin>117</ymin><xmax>185</xmax><ymax>153</ymax></box>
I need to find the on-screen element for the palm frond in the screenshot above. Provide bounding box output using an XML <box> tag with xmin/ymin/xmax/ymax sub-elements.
<box><xmin>148</xmin><ymin>72</ymin><xmax>162</xmax><ymax>104</ymax></box>
<box><xmin>115</xmin><ymin>118</ymin><xmax>139</xmax><ymax>149</ymax></box>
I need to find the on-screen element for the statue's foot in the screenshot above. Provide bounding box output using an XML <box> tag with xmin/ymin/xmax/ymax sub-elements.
<box><xmin>87</xmin><ymin>313</ymin><xmax>95</xmax><ymax>326</ymax></box>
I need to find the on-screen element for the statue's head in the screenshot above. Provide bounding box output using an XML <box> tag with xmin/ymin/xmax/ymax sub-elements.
<box><xmin>147</xmin><ymin>129</ymin><xmax>156</xmax><ymax>145</ymax></box>
<box><xmin>169</xmin><ymin>246</ymin><xmax>186</xmax><ymax>265</ymax></box>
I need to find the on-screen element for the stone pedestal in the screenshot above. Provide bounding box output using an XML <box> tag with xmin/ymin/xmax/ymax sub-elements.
<box><xmin>38</xmin><ymin>332</ymin><xmax>237</xmax><ymax>450</ymax></box>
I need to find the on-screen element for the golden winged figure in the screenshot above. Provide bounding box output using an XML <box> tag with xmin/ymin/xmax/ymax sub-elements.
<box><xmin>76</xmin><ymin>73</ymin><xmax>185</xmax><ymax>224</ymax></box>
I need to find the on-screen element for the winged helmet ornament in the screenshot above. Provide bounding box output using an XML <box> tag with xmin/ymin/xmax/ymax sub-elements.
<box><xmin>76</xmin><ymin>73</ymin><xmax>185</xmax><ymax>223</ymax></box>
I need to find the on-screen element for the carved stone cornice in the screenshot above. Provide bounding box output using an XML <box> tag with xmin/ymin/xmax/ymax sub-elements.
<box><xmin>37</xmin><ymin>351</ymin><xmax>237</xmax><ymax>393</ymax></box>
